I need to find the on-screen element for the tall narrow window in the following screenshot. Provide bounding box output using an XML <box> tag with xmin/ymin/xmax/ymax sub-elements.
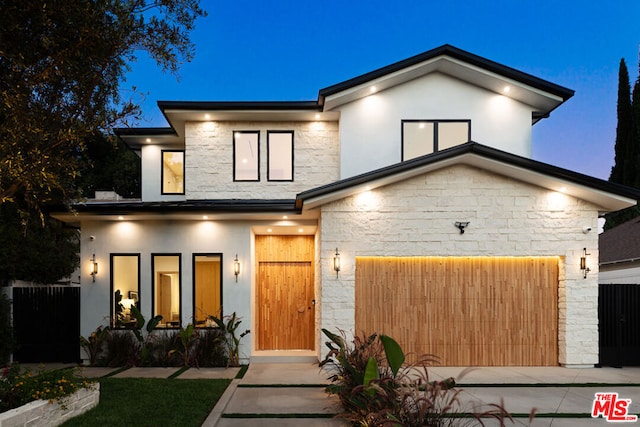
<box><xmin>162</xmin><ymin>150</ymin><xmax>185</xmax><ymax>194</ymax></box>
<box><xmin>110</xmin><ymin>254</ymin><xmax>140</xmax><ymax>328</ymax></box>
<box><xmin>193</xmin><ymin>254</ymin><xmax>222</xmax><ymax>327</ymax></box>
<box><xmin>152</xmin><ymin>254</ymin><xmax>181</xmax><ymax>328</ymax></box>
<box><xmin>267</xmin><ymin>131</ymin><xmax>294</xmax><ymax>181</ymax></box>
<box><xmin>234</xmin><ymin>131</ymin><xmax>259</xmax><ymax>181</ymax></box>
<box><xmin>402</xmin><ymin>120</ymin><xmax>470</xmax><ymax>161</ymax></box>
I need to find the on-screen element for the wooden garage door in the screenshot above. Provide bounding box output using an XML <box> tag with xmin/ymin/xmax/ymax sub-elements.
<box><xmin>355</xmin><ymin>256</ymin><xmax>558</xmax><ymax>366</ymax></box>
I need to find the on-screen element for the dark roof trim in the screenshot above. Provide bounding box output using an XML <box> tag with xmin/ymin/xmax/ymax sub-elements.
<box><xmin>318</xmin><ymin>44</ymin><xmax>575</xmax><ymax>103</ymax></box>
<box><xmin>157</xmin><ymin>101</ymin><xmax>321</xmax><ymax>111</ymax></box>
<box><xmin>71</xmin><ymin>199</ymin><xmax>299</xmax><ymax>215</ymax></box>
<box><xmin>114</xmin><ymin>127</ymin><xmax>176</xmax><ymax>137</ymax></box>
<box><xmin>296</xmin><ymin>142</ymin><xmax>640</xmax><ymax>205</ymax></box>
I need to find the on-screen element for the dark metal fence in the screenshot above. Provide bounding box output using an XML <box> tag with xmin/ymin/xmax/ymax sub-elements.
<box><xmin>599</xmin><ymin>283</ymin><xmax>640</xmax><ymax>367</ymax></box>
<box><xmin>12</xmin><ymin>286</ymin><xmax>80</xmax><ymax>363</ymax></box>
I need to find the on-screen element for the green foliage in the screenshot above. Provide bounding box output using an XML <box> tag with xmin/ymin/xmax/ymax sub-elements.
<box><xmin>0</xmin><ymin>0</ymin><xmax>206</xmax><ymax>214</ymax></box>
<box><xmin>168</xmin><ymin>323</ymin><xmax>199</xmax><ymax>367</ymax></box>
<box><xmin>83</xmin><ymin>323</ymin><xmax>228</xmax><ymax>368</ymax></box>
<box><xmin>321</xmin><ymin>329</ymin><xmax>516</xmax><ymax>426</ymax></box>
<box><xmin>62</xmin><ymin>378</ymin><xmax>230</xmax><ymax>427</ymax></box>
<box><xmin>610</xmin><ymin>58</ymin><xmax>634</xmax><ymax>186</ymax></box>
<box><xmin>0</xmin><ymin>291</ymin><xmax>13</xmax><ymax>365</ymax></box>
<box><xmin>0</xmin><ymin>364</ymin><xmax>95</xmax><ymax>412</ymax></box>
<box><xmin>77</xmin><ymin>133</ymin><xmax>140</xmax><ymax>199</ymax></box>
<box><xmin>208</xmin><ymin>312</ymin><xmax>250</xmax><ymax>367</ymax></box>
<box><xmin>0</xmin><ymin>203</ymin><xmax>79</xmax><ymax>284</ymax></box>
<box><xmin>79</xmin><ymin>325</ymin><xmax>110</xmax><ymax>366</ymax></box>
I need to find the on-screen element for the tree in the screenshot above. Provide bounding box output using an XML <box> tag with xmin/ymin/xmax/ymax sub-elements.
<box><xmin>606</xmin><ymin>58</ymin><xmax>640</xmax><ymax>230</ymax></box>
<box><xmin>609</xmin><ymin>59</ymin><xmax>634</xmax><ymax>185</ymax></box>
<box><xmin>0</xmin><ymin>0</ymin><xmax>206</xmax><ymax>214</ymax></box>
<box><xmin>0</xmin><ymin>203</ymin><xmax>79</xmax><ymax>285</ymax></box>
<box><xmin>78</xmin><ymin>133</ymin><xmax>141</xmax><ymax>199</ymax></box>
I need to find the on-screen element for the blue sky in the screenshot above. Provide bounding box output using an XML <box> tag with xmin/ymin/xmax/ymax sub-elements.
<box><xmin>124</xmin><ymin>1</ymin><xmax>640</xmax><ymax>180</ymax></box>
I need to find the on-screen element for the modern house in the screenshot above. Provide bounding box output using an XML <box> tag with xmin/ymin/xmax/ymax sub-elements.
<box><xmin>54</xmin><ymin>45</ymin><xmax>640</xmax><ymax>367</ymax></box>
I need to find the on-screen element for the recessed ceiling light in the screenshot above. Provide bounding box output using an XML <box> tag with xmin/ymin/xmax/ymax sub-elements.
<box><xmin>314</xmin><ymin>113</ymin><xmax>320</xmax><ymax>120</ymax></box>
<box><xmin>370</xmin><ymin>86</ymin><xmax>377</xmax><ymax>93</ymax></box>
<box><xmin>559</xmin><ymin>186</ymin><xmax>567</xmax><ymax>193</ymax></box>
<box><xmin>267</xmin><ymin>228</ymin><xmax>272</xmax><ymax>233</ymax></box>
<box><xmin>117</xmin><ymin>216</ymin><xmax>124</xmax><ymax>220</ymax></box>
<box><xmin>204</xmin><ymin>114</ymin><xmax>211</xmax><ymax>120</ymax></box>
<box><xmin>298</xmin><ymin>228</ymin><xmax>304</xmax><ymax>233</ymax></box>
<box><xmin>145</xmin><ymin>138</ymin><xmax>151</xmax><ymax>143</ymax></box>
<box><xmin>202</xmin><ymin>215</ymin><xmax>208</xmax><ymax>220</ymax></box>
<box><xmin>503</xmin><ymin>86</ymin><xmax>511</xmax><ymax>93</ymax></box>
<box><xmin>282</xmin><ymin>215</ymin><xmax>288</xmax><ymax>219</ymax></box>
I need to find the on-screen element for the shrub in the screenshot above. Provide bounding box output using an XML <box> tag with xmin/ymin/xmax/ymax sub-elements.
<box><xmin>101</xmin><ymin>330</ymin><xmax>140</xmax><ymax>367</ymax></box>
<box><xmin>195</xmin><ymin>328</ymin><xmax>228</xmax><ymax>367</ymax></box>
<box><xmin>0</xmin><ymin>364</ymin><xmax>95</xmax><ymax>412</ymax></box>
<box><xmin>321</xmin><ymin>329</ymin><xmax>515</xmax><ymax>426</ymax></box>
<box><xmin>0</xmin><ymin>291</ymin><xmax>14</xmax><ymax>366</ymax></box>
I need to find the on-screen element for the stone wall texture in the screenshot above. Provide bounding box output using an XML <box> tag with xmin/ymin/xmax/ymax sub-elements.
<box><xmin>317</xmin><ymin>164</ymin><xmax>601</xmax><ymax>366</ymax></box>
<box><xmin>0</xmin><ymin>385</ymin><xmax>99</xmax><ymax>427</ymax></box>
<box><xmin>185</xmin><ymin>120</ymin><xmax>340</xmax><ymax>199</ymax></box>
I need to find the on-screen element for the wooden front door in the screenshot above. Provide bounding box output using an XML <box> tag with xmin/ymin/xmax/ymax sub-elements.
<box><xmin>255</xmin><ymin>235</ymin><xmax>315</xmax><ymax>350</ymax></box>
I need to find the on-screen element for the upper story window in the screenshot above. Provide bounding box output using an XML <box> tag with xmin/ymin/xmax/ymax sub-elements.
<box><xmin>402</xmin><ymin>120</ymin><xmax>471</xmax><ymax>161</ymax></box>
<box><xmin>162</xmin><ymin>150</ymin><xmax>185</xmax><ymax>194</ymax></box>
<box><xmin>267</xmin><ymin>131</ymin><xmax>294</xmax><ymax>181</ymax></box>
<box><xmin>234</xmin><ymin>131</ymin><xmax>260</xmax><ymax>181</ymax></box>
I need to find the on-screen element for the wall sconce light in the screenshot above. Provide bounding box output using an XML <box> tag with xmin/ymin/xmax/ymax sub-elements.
<box><xmin>333</xmin><ymin>248</ymin><xmax>341</xmax><ymax>278</ymax></box>
<box><xmin>89</xmin><ymin>253</ymin><xmax>98</xmax><ymax>282</ymax></box>
<box><xmin>234</xmin><ymin>254</ymin><xmax>240</xmax><ymax>282</ymax></box>
<box><xmin>455</xmin><ymin>221</ymin><xmax>470</xmax><ymax>234</ymax></box>
<box><xmin>580</xmin><ymin>248</ymin><xmax>591</xmax><ymax>279</ymax></box>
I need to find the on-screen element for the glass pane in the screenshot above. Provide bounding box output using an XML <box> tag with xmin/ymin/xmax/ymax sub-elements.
<box><xmin>112</xmin><ymin>255</ymin><xmax>139</xmax><ymax>328</ymax></box>
<box><xmin>162</xmin><ymin>151</ymin><xmax>184</xmax><ymax>194</ymax></box>
<box><xmin>438</xmin><ymin>122</ymin><xmax>469</xmax><ymax>150</ymax></box>
<box><xmin>268</xmin><ymin>132</ymin><xmax>293</xmax><ymax>181</ymax></box>
<box><xmin>234</xmin><ymin>132</ymin><xmax>259</xmax><ymax>181</ymax></box>
<box><xmin>153</xmin><ymin>255</ymin><xmax>181</xmax><ymax>327</ymax></box>
<box><xmin>403</xmin><ymin>122</ymin><xmax>434</xmax><ymax>160</ymax></box>
<box><xmin>194</xmin><ymin>254</ymin><xmax>222</xmax><ymax>327</ymax></box>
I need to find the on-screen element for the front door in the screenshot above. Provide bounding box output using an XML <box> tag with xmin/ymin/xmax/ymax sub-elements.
<box><xmin>255</xmin><ymin>235</ymin><xmax>315</xmax><ymax>350</ymax></box>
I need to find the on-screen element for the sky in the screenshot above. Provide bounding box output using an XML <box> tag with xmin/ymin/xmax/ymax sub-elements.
<box><xmin>123</xmin><ymin>0</ymin><xmax>640</xmax><ymax>180</ymax></box>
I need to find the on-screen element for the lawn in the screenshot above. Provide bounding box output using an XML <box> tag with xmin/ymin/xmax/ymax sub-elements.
<box><xmin>62</xmin><ymin>377</ymin><xmax>231</xmax><ymax>427</ymax></box>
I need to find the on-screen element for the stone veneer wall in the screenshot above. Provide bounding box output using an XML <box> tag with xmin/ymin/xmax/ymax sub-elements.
<box><xmin>184</xmin><ymin>120</ymin><xmax>340</xmax><ymax>199</ymax></box>
<box><xmin>0</xmin><ymin>385</ymin><xmax>99</xmax><ymax>427</ymax></box>
<box><xmin>318</xmin><ymin>164</ymin><xmax>600</xmax><ymax>367</ymax></box>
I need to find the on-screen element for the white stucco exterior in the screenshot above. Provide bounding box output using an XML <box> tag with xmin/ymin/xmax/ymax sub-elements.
<box><xmin>334</xmin><ymin>73</ymin><xmax>533</xmax><ymax>178</ymax></box>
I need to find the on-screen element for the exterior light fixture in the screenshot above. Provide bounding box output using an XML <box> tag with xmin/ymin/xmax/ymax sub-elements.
<box><xmin>580</xmin><ymin>248</ymin><xmax>591</xmax><ymax>279</ymax></box>
<box><xmin>90</xmin><ymin>253</ymin><xmax>98</xmax><ymax>282</ymax></box>
<box><xmin>455</xmin><ymin>221</ymin><xmax>470</xmax><ymax>234</ymax></box>
<box><xmin>333</xmin><ymin>248</ymin><xmax>341</xmax><ymax>278</ymax></box>
<box><xmin>234</xmin><ymin>254</ymin><xmax>240</xmax><ymax>282</ymax></box>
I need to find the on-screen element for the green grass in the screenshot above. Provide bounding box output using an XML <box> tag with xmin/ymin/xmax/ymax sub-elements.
<box><xmin>62</xmin><ymin>378</ymin><xmax>231</xmax><ymax>427</ymax></box>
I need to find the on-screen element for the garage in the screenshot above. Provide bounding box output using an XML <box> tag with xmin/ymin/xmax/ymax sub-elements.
<box><xmin>355</xmin><ymin>256</ymin><xmax>559</xmax><ymax>366</ymax></box>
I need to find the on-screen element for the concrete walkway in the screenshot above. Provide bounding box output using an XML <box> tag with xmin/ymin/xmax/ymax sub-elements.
<box><xmin>207</xmin><ymin>364</ymin><xmax>640</xmax><ymax>427</ymax></box>
<box><xmin>25</xmin><ymin>363</ymin><xmax>640</xmax><ymax>426</ymax></box>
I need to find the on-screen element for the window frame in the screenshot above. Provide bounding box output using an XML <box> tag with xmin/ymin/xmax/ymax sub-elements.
<box><xmin>151</xmin><ymin>253</ymin><xmax>182</xmax><ymax>329</ymax></box>
<box><xmin>233</xmin><ymin>130</ymin><xmax>260</xmax><ymax>182</ymax></box>
<box><xmin>110</xmin><ymin>253</ymin><xmax>141</xmax><ymax>329</ymax></box>
<box><xmin>401</xmin><ymin>120</ymin><xmax>471</xmax><ymax>161</ymax></box>
<box><xmin>192</xmin><ymin>253</ymin><xmax>223</xmax><ymax>328</ymax></box>
<box><xmin>267</xmin><ymin>130</ymin><xmax>294</xmax><ymax>182</ymax></box>
<box><xmin>161</xmin><ymin>150</ymin><xmax>185</xmax><ymax>195</ymax></box>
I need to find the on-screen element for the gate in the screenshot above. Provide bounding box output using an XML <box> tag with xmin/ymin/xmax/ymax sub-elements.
<box><xmin>12</xmin><ymin>286</ymin><xmax>81</xmax><ymax>363</ymax></box>
<box><xmin>599</xmin><ymin>284</ymin><xmax>640</xmax><ymax>367</ymax></box>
